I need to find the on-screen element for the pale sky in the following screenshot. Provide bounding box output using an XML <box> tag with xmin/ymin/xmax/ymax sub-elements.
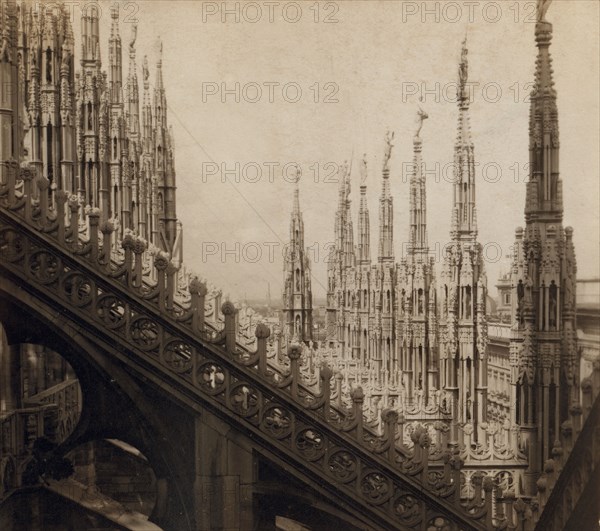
<box><xmin>79</xmin><ymin>0</ymin><xmax>599</xmax><ymax>301</ymax></box>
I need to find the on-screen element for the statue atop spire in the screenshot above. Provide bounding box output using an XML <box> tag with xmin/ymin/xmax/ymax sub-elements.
<box><xmin>416</xmin><ymin>107</ymin><xmax>428</xmax><ymax>138</ymax></box>
<box><xmin>129</xmin><ymin>23</ymin><xmax>137</xmax><ymax>56</ymax></box>
<box><xmin>537</xmin><ymin>0</ymin><xmax>552</xmax><ymax>22</ymax></box>
<box><xmin>341</xmin><ymin>160</ymin><xmax>351</xmax><ymax>203</ymax></box>
<box><xmin>383</xmin><ymin>130</ymin><xmax>394</xmax><ymax>170</ymax></box>
<box><xmin>458</xmin><ymin>38</ymin><xmax>469</xmax><ymax>102</ymax></box>
<box><xmin>360</xmin><ymin>153</ymin><xmax>367</xmax><ymax>184</ymax></box>
<box><xmin>142</xmin><ymin>55</ymin><xmax>149</xmax><ymax>89</ymax></box>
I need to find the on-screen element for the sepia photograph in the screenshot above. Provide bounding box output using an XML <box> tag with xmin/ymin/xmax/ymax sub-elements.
<box><xmin>0</xmin><ymin>0</ymin><xmax>598</xmax><ymax>529</ymax></box>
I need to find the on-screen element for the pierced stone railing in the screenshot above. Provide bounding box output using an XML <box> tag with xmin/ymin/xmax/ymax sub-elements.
<box><xmin>0</xmin><ymin>167</ymin><xmax>540</xmax><ymax>529</ymax></box>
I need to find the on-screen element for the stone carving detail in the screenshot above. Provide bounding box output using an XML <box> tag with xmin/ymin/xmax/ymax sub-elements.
<box><xmin>360</xmin><ymin>471</ymin><xmax>392</xmax><ymax>504</ymax></box>
<box><xmin>62</xmin><ymin>272</ymin><xmax>94</xmax><ymax>307</ymax></box>
<box><xmin>197</xmin><ymin>362</ymin><xmax>226</xmax><ymax>394</ymax></box>
<box><xmin>328</xmin><ymin>450</ymin><xmax>358</xmax><ymax>483</ymax></box>
<box><xmin>295</xmin><ymin>428</ymin><xmax>326</xmax><ymax>461</ymax></box>
<box><xmin>163</xmin><ymin>340</ymin><xmax>193</xmax><ymax>373</ymax></box>
<box><xmin>261</xmin><ymin>406</ymin><xmax>293</xmax><ymax>439</ymax></box>
<box><xmin>129</xmin><ymin>317</ymin><xmax>160</xmax><ymax>351</ymax></box>
<box><xmin>28</xmin><ymin>250</ymin><xmax>61</xmax><ymax>284</ymax></box>
<box><xmin>96</xmin><ymin>295</ymin><xmax>126</xmax><ymax>329</ymax></box>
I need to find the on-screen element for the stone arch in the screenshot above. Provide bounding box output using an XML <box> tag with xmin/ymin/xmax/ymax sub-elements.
<box><xmin>0</xmin><ymin>285</ymin><xmax>196</xmax><ymax>530</ymax></box>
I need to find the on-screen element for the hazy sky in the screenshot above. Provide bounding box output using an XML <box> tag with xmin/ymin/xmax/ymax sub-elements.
<box><xmin>79</xmin><ymin>0</ymin><xmax>599</xmax><ymax>301</ymax></box>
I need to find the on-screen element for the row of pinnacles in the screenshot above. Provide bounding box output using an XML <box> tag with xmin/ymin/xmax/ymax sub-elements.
<box><xmin>1</xmin><ymin>0</ymin><xmax>598</xmax><ymax>529</ymax></box>
<box><xmin>283</xmin><ymin>36</ymin><xmax>493</xmax><ymax>455</ymax></box>
<box><xmin>279</xmin><ymin>0</ymin><xmax>597</xmax><ymax>523</ymax></box>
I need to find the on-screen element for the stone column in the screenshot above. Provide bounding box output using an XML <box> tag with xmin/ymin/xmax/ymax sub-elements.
<box><xmin>194</xmin><ymin>414</ymin><xmax>255</xmax><ymax>530</ymax></box>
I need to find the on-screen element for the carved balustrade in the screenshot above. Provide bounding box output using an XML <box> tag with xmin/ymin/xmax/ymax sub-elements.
<box><xmin>0</xmin><ymin>167</ymin><xmax>570</xmax><ymax>530</ymax></box>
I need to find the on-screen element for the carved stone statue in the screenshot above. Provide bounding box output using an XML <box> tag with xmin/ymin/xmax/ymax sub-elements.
<box><xmin>142</xmin><ymin>55</ymin><xmax>149</xmax><ymax>86</ymax></box>
<box><xmin>383</xmin><ymin>130</ymin><xmax>394</xmax><ymax>170</ymax></box>
<box><xmin>61</xmin><ymin>42</ymin><xmax>71</xmax><ymax>69</ymax></box>
<box><xmin>129</xmin><ymin>24</ymin><xmax>138</xmax><ymax>54</ymax></box>
<box><xmin>524</xmin><ymin>275</ymin><xmax>533</xmax><ymax>305</ymax></box>
<box><xmin>343</xmin><ymin>161</ymin><xmax>351</xmax><ymax>201</ymax></box>
<box><xmin>0</xmin><ymin>33</ymin><xmax>10</xmax><ymax>63</ymax></box>
<box><xmin>537</xmin><ymin>0</ymin><xmax>552</xmax><ymax>22</ymax></box>
<box><xmin>549</xmin><ymin>280</ymin><xmax>558</xmax><ymax>329</ymax></box>
<box><xmin>360</xmin><ymin>154</ymin><xmax>367</xmax><ymax>184</ymax></box>
<box><xmin>458</xmin><ymin>39</ymin><xmax>468</xmax><ymax>87</ymax></box>
<box><xmin>416</xmin><ymin>107</ymin><xmax>428</xmax><ymax>138</ymax></box>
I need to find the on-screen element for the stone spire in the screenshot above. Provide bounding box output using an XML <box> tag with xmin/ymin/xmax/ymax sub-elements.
<box><xmin>398</xmin><ymin>109</ymin><xmax>439</xmax><ymax>401</ymax></box>
<box><xmin>378</xmin><ymin>130</ymin><xmax>395</xmax><ymax>263</ymax></box>
<box><xmin>450</xmin><ymin>38</ymin><xmax>477</xmax><ymax>240</ymax></box>
<box><xmin>76</xmin><ymin>1</ymin><xmax>107</xmax><ymax>209</ymax></box>
<box><xmin>108</xmin><ymin>4</ymin><xmax>122</xmax><ymax>104</ymax></box>
<box><xmin>510</xmin><ymin>0</ymin><xmax>578</xmax><ymax>491</ymax></box>
<box><xmin>0</xmin><ymin>0</ymin><xmax>20</xmax><ymax>171</ymax></box>
<box><xmin>525</xmin><ymin>0</ymin><xmax>561</xmax><ymax>222</ymax></box>
<box><xmin>409</xmin><ymin>108</ymin><xmax>429</xmax><ymax>257</ymax></box>
<box><xmin>154</xmin><ymin>39</ymin><xmax>166</xmax><ymax>130</ymax></box>
<box><xmin>343</xmin><ymin>161</ymin><xmax>355</xmax><ymax>269</ymax></box>
<box><xmin>80</xmin><ymin>2</ymin><xmax>101</xmax><ymax>67</ymax></box>
<box><xmin>290</xmin><ymin>169</ymin><xmax>303</xmax><ymax>244</ymax></box>
<box><xmin>282</xmin><ymin>169</ymin><xmax>313</xmax><ymax>343</ymax></box>
<box><xmin>357</xmin><ymin>154</ymin><xmax>371</xmax><ymax>265</ymax></box>
<box><xmin>326</xmin><ymin>160</ymin><xmax>353</xmax><ymax>344</ymax></box>
<box><xmin>153</xmin><ymin>38</ymin><xmax>178</xmax><ymax>258</ymax></box>
<box><xmin>126</xmin><ymin>23</ymin><xmax>140</xmax><ymax>139</ymax></box>
<box><xmin>122</xmin><ymin>22</ymin><xmax>139</xmax><ymax>236</ymax></box>
<box><xmin>141</xmin><ymin>54</ymin><xmax>152</xmax><ymax>154</ymax></box>
<box><xmin>439</xmin><ymin>39</ymin><xmax>488</xmax><ymax>444</ymax></box>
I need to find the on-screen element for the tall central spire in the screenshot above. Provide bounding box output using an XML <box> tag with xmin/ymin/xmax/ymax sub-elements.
<box><xmin>510</xmin><ymin>0</ymin><xmax>579</xmax><ymax>488</ymax></box>
<box><xmin>450</xmin><ymin>38</ymin><xmax>477</xmax><ymax>240</ymax></box>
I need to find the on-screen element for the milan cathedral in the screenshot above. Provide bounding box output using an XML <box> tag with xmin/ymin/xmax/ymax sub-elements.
<box><xmin>0</xmin><ymin>0</ymin><xmax>597</xmax><ymax>529</ymax></box>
